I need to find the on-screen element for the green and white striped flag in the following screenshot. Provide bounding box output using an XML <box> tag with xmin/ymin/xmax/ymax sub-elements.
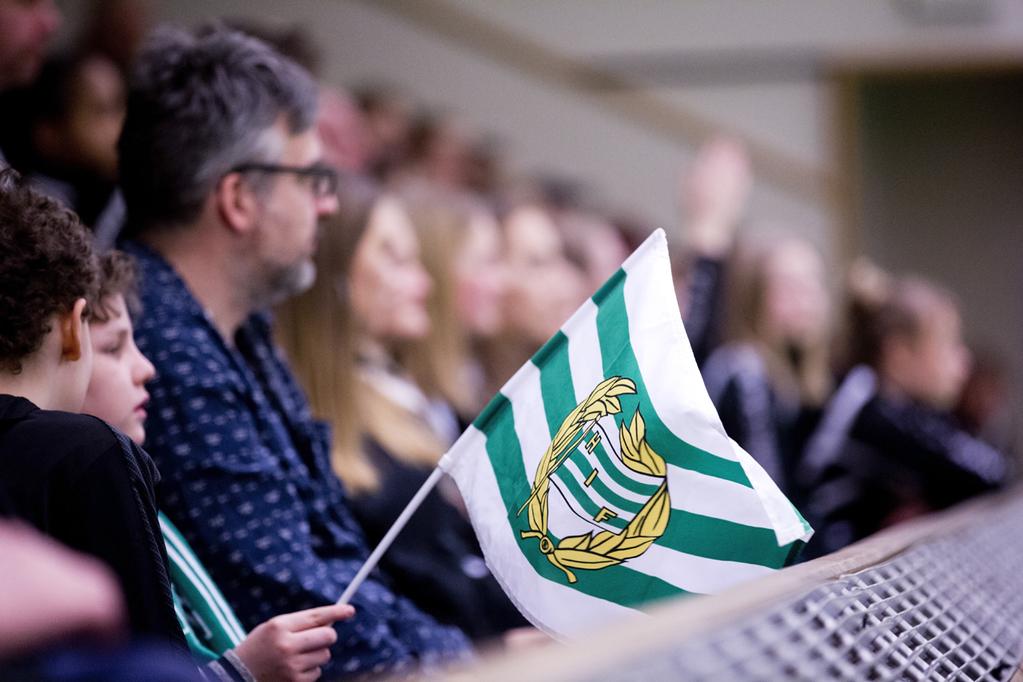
<box><xmin>438</xmin><ymin>229</ymin><xmax>812</xmax><ymax>638</ymax></box>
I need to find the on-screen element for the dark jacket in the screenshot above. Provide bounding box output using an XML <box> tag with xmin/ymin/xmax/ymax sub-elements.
<box><xmin>702</xmin><ymin>343</ymin><xmax>820</xmax><ymax>498</ymax></box>
<box><xmin>683</xmin><ymin>256</ymin><xmax>726</xmax><ymax>367</ymax></box>
<box><xmin>0</xmin><ymin>394</ymin><xmax>184</xmax><ymax>649</ymax></box>
<box><xmin>799</xmin><ymin>366</ymin><xmax>1009</xmax><ymax>557</ymax></box>
<box><xmin>350</xmin><ymin>439</ymin><xmax>526</xmax><ymax>641</ymax></box>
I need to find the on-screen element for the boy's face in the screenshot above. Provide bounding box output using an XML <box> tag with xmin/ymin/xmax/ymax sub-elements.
<box><xmin>82</xmin><ymin>295</ymin><xmax>154</xmax><ymax>445</ymax></box>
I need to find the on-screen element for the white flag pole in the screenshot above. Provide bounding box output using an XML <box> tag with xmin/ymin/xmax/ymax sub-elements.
<box><xmin>337</xmin><ymin>466</ymin><xmax>445</xmax><ymax>605</ymax></box>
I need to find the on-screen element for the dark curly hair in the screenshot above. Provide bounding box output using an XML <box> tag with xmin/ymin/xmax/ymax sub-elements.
<box><xmin>93</xmin><ymin>250</ymin><xmax>140</xmax><ymax>324</ymax></box>
<box><xmin>0</xmin><ymin>167</ymin><xmax>100</xmax><ymax>373</ymax></box>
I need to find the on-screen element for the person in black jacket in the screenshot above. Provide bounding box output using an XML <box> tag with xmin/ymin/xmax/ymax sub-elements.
<box><xmin>0</xmin><ymin>167</ymin><xmax>184</xmax><ymax>649</ymax></box>
<box><xmin>800</xmin><ymin>269</ymin><xmax>1008</xmax><ymax>557</ymax></box>
<box><xmin>2</xmin><ymin>167</ymin><xmax>357</xmax><ymax>682</ymax></box>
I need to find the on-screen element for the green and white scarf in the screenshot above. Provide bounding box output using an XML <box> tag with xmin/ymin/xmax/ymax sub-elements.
<box><xmin>160</xmin><ymin>513</ymin><xmax>247</xmax><ymax>661</ymax></box>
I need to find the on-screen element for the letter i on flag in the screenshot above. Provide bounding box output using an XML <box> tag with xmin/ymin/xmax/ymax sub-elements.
<box><xmin>339</xmin><ymin>229</ymin><xmax>812</xmax><ymax>639</ymax></box>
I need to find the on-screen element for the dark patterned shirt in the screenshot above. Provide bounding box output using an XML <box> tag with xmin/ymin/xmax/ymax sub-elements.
<box><xmin>123</xmin><ymin>241</ymin><xmax>471</xmax><ymax>678</ymax></box>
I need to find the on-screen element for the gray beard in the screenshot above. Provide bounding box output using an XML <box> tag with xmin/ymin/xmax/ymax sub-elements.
<box><xmin>260</xmin><ymin>259</ymin><xmax>317</xmax><ymax>307</ymax></box>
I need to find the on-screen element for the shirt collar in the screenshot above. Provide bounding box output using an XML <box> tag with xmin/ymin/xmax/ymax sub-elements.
<box><xmin>122</xmin><ymin>239</ymin><xmax>273</xmax><ymax>346</ymax></box>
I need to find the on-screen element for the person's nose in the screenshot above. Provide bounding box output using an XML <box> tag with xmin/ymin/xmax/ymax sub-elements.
<box><xmin>132</xmin><ymin>346</ymin><xmax>157</xmax><ymax>385</ymax></box>
<box><xmin>316</xmin><ymin>191</ymin><xmax>339</xmax><ymax>217</ymax></box>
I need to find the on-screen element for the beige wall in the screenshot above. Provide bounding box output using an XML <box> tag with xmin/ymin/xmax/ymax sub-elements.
<box><xmin>856</xmin><ymin>72</ymin><xmax>1023</xmax><ymax>440</ymax></box>
<box><xmin>57</xmin><ymin>0</ymin><xmax>1023</xmax><ymax>436</ymax></box>
<box><xmin>143</xmin><ymin>0</ymin><xmax>835</xmax><ymax>254</ymax></box>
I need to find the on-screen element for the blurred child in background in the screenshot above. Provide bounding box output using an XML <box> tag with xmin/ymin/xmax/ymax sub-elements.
<box><xmin>800</xmin><ymin>267</ymin><xmax>1008</xmax><ymax>556</ymax></box>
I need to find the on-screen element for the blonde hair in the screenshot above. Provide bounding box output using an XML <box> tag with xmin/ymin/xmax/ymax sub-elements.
<box><xmin>723</xmin><ymin>233</ymin><xmax>831</xmax><ymax>404</ymax></box>
<box><xmin>276</xmin><ymin>180</ymin><xmax>445</xmax><ymax>494</ymax></box>
<box><xmin>724</xmin><ymin>235</ymin><xmax>779</xmax><ymax>346</ymax></box>
<box><xmin>395</xmin><ymin>187</ymin><xmax>485</xmax><ymax>416</ymax></box>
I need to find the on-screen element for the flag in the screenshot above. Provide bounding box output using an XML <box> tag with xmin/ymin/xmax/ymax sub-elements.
<box><xmin>438</xmin><ymin>228</ymin><xmax>812</xmax><ymax>639</ymax></box>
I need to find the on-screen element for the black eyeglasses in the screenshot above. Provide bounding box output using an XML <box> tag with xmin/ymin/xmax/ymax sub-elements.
<box><xmin>229</xmin><ymin>162</ymin><xmax>339</xmax><ymax>198</ymax></box>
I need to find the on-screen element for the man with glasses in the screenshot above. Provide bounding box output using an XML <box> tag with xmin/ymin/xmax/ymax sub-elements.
<box><xmin>118</xmin><ymin>25</ymin><xmax>470</xmax><ymax>678</ymax></box>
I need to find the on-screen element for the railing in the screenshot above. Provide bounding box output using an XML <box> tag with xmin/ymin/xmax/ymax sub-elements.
<box><xmin>442</xmin><ymin>490</ymin><xmax>1023</xmax><ymax>681</ymax></box>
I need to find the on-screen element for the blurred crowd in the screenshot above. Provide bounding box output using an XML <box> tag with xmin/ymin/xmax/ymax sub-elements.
<box><xmin>0</xmin><ymin>1</ymin><xmax>1017</xmax><ymax>680</ymax></box>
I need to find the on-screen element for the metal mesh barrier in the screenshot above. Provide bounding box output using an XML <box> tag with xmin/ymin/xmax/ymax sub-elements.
<box><xmin>448</xmin><ymin>493</ymin><xmax>1023</xmax><ymax>682</ymax></box>
<box><xmin>587</xmin><ymin>498</ymin><xmax>1023</xmax><ymax>681</ymax></box>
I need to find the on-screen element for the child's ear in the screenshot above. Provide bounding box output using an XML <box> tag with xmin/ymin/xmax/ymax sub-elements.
<box><xmin>59</xmin><ymin>299</ymin><xmax>89</xmax><ymax>362</ymax></box>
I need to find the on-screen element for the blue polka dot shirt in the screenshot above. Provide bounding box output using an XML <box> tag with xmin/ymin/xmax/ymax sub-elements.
<box><xmin>124</xmin><ymin>242</ymin><xmax>472</xmax><ymax>678</ymax></box>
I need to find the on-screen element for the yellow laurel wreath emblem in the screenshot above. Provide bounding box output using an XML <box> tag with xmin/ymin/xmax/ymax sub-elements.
<box><xmin>518</xmin><ymin>376</ymin><xmax>671</xmax><ymax>583</ymax></box>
